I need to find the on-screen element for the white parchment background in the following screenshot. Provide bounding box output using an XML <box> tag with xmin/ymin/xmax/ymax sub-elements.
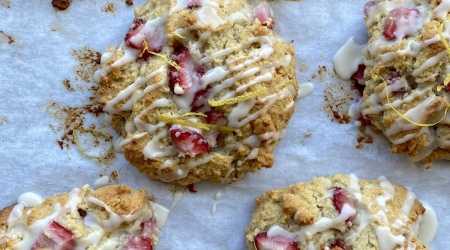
<box><xmin>0</xmin><ymin>0</ymin><xmax>447</xmax><ymax>249</ymax></box>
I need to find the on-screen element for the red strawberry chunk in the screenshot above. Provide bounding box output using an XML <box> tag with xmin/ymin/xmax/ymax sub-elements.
<box><xmin>191</xmin><ymin>86</ymin><xmax>211</xmax><ymax>112</ymax></box>
<box><xmin>350</xmin><ymin>64</ymin><xmax>366</xmax><ymax>86</ymax></box>
<box><xmin>187</xmin><ymin>0</ymin><xmax>201</xmax><ymax>8</ymax></box>
<box><xmin>383</xmin><ymin>7</ymin><xmax>420</xmax><ymax>40</ymax></box>
<box><xmin>170</xmin><ymin>126</ymin><xmax>209</xmax><ymax>157</ymax></box>
<box><xmin>124</xmin><ymin>18</ymin><xmax>145</xmax><ymax>49</ymax></box>
<box><xmin>140</xmin><ymin>219</ymin><xmax>156</xmax><ymax>239</ymax></box>
<box><xmin>169</xmin><ymin>47</ymin><xmax>201</xmax><ymax>95</ymax></box>
<box><xmin>32</xmin><ymin>221</ymin><xmax>76</xmax><ymax>250</ymax></box>
<box><xmin>255</xmin><ymin>232</ymin><xmax>298</xmax><ymax>250</ymax></box>
<box><xmin>332</xmin><ymin>187</ymin><xmax>357</xmax><ymax>223</ymax></box>
<box><xmin>120</xmin><ymin>236</ymin><xmax>153</xmax><ymax>250</ymax></box>
<box><xmin>78</xmin><ymin>209</ymin><xmax>87</xmax><ymax>218</ymax></box>
<box><xmin>187</xmin><ymin>183</ymin><xmax>198</xmax><ymax>193</ymax></box>
<box><xmin>445</xmin><ymin>83</ymin><xmax>450</xmax><ymax>92</ymax></box>
<box><xmin>363</xmin><ymin>1</ymin><xmax>375</xmax><ymax>16</ymax></box>
<box><xmin>124</xmin><ymin>18</ymin><xmax>164</xmax><ymax>59</ymax></box>
<box><xmin>329</xmin><ymin>239</ymin><xmax>346</xmax><ymax>250</ymax></box>
<box><xmin>205</xmin><ymin>110</ymin><xmax>227</xmax><ymax>125</ymax></box>
<box><xmin>253</xmin><ymin>2</ymin><xmax>275</xmax><ymax>29</ymax></box>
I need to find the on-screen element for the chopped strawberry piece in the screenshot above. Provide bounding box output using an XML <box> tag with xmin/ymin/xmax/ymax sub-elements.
<box><xmin>32</xmin><ymin>221</ymin><xmax>76</xmax><ymax>250</ymax></box>
<box><xmin>191</xmin><ymin>86</ymin><xmax>211</xmax><ymax>112</ymax></box>
<box><xmin>78</xmin><ymin>208</ymin><xmax>87</xmax><ymax>218</ymax></box>
<box><xmin>187</xmin><ymin>183</ymin><xmax>197</xmax><ymax>193</ymax></box>
<box><xmin>363</xmin><ymin>1</ymin><xmax>375</xmax><ymax>16</ymax></box>
<box><xmin>332</xmin><ymin>187</ymin><xmax>357</xmax><ymax>222</ymax></box>
<box><xmin>124</xmin><ymin>18</ymin><xmax>164</xmax><ymax>59</ymax></box>
<box><xmin>255</xmin><ymin>232</ymin><xmax>298</xmax><ymax>250</ymax></box>
<box><xmin>445</xmin><ymin>83</ymin><xmax>450</xmax><ymax>92</ymax></box>
<box><xmin>124</xmin><ymin>18</ymin><xmax>145</xmax><ymax>49</ymax></box>
<box><xmin>351</xmin><ymin>64</ymin><xmax>366</xmax><ymax>86</ymax></box>
<box><xmin>329</xmin><ymin>239</ymin><xmax>346</xmax><ymax>250</ymax></box>
<box><xmin>187</xmin><ymin>0</ymin><xmax>201</xmax><ymax>8</ymax></box>
<box><xmin>120</xmin><ymin>236</ymin><xmax>153</xmax><ymax>250</ymax></box>
<box><xmin>386</xmin><ymin>74</ymin><xmax>400</xmax><ymax>85</ymax></box>
<box><xmin>196</xmin><ymin>64</ymin><xmax>207</xmax><ymax>76</ymax></box>
<box><xmin>140</xmin><ymin>219</ymin><xmax>156</xmax><ymax>239</ymax></box>
<box><xmin>169</xmin><ymin>47</ymin><xmax>204</xmax><ymax>95</ymax></box>
<box><xmin>253</xmin><ymin>2</ymin><xmax>275</xmax><ymax>29</ymax></box>
<box><xmin>205</xmin><ymin>110</ymin><xmax>227</xmax><ymax>125</ymax></box>
<box><xmin>358</xmin><ymin>116</ymin><xmax>373</xmax><ymax>127</ymax></box>
<box><xmin>169</xmin><ymin>126</ymin><xmax>209</xmax><ymax>157</ymax></box>
<box><xmin>383</xmin><ymin>7</ymin><xmax>420</xmax><ymax>40</ymax></box>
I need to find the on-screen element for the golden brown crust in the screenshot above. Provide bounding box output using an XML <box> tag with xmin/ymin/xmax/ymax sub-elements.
<box><xmin>97</xmin><ymin>0</ymin><xmax>298</xmax><ymax>184</ymax></box>
<box><xmin>245</xmin><ymin>174</ymin><xmax>427</xmax><ymax>250</ymax></box>
<box><xmin>92</xmin><ymin>185</ymin><xmax>147</xmax><ymax>216</ymax></box>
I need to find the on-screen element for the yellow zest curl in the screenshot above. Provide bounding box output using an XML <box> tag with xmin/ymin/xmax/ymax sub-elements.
<box><xmin>208</xmin><ymin>87</ymin><xmax>267</xmax><ymax>107</ymax></box>
<box><xmin>73</xmin><ymin>128</ymin><xmax>113</xmax><ymax>158</ymax></box>
<box><xmin>181</xmin><ymin>112</ymin><xmax>207</xmax><ymax>117</ymax></box>
<box><xmin>171</xmin><ymin>32</ymin><xmax>186</xmax><ymax>39</ymax></box>
<box><xmin>140</xmin><ymin>41</ymin><xmax>181</xmax><ymax>70</ymax></box>
<box><xmin>438</xmin><ymin>19</ymin><xmax>450</xmax><ymax>89</ymax></box>
<box><xmin>379</xmin><ymin>75</ymin><xmax>450</xmax><ymax>127</ymax></box>
<box><xmin>158</xmin><ymin>114</ymin><xmax>234</xmax><ymax>132</ymax></box>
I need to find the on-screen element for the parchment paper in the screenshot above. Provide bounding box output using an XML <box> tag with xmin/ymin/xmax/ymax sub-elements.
<box><xmin>0</xmin><ymin>0</ymin><xmax>447</xmax><ymax>249</ymax></box>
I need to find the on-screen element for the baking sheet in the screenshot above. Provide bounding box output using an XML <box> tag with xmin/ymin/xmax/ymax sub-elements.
<box><xmin>0</xmin><ymin>0</ymin><xmax>447</xmax><ymax>249</ymax></box>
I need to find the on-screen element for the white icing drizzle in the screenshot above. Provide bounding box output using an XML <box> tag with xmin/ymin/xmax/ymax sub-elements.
<box><xmin>418</xmin><ymin>204</ymin><xmax>438</xmax><ymax>245</ymax></box>
<box><xmin>297</xmin><ymin>82</ymin><xmax>314</xmax><ymax>99</ymax></box>
<box><xmin>150</xmin><ymin>202</ymin><xmax>169</xmax><ymax>229</ymax></box>
<box><xmin>333</xmin><ymin>37</ymin><xmax>365</xmax><ymax>80</ymax></box>
<box><xmin>94</xmin><ymin>176</ymin><xmax>110</xmax><ymax>189</ymax></box>
<box><xmin>17</xmin><ymin>192</ymin><xmax>43</xmax><ymax>207</ymax></box>
<box><xmin>170</xmin><ymin>191</ymin><xmax>184</xmax><ymax>210</ymax></box>
<box><xmin>412</xmin><ymin>50</ymin><xmax>447</xmax><ymax>76</ymax></box>
<box><xmin>211</xmin><ymin>190</ymin><xmax>223</xmax><ymax>216</ymax></box>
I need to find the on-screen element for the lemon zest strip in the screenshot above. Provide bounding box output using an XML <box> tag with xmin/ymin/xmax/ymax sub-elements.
<box><xmin>171</xmin><ymin>32</ymin><xmax>186</xmax><ymax>39</ymax></box>
<box><xmin>208</xmin><ymin>87</ymin><xmax>267</xmax><ymax>107</ymax></box>
<box><xmin>380</xmin><ymin>75</ymin><xmax>450</xmax><ymax>127</ymax></box>
<box><xmin>140</xmin><ymin>41</ymin><xmax>181</xmax><ymax>70</ymax></box>
<box><xmin>438</xmin><ymin>19</ymin><xmax>450</xmax><ymax>88</ymax></box>
<box><xmin>181</xmin><ymin>112</ymin><xmax>207</xmax><ymax>117</ymax></box>
<box><xmin>158</xmin><ymin>114</ymin><xmax>234</xmax><ymax>132</ymax></box>
<box><xmin>73</xmin><ymin>128</ymin><xmax>113</xmax><ymax>158</ymax></box>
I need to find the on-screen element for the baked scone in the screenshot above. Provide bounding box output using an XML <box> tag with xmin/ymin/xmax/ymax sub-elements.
<box><xmin>0</xmin><ymin>185</ymin><xmax>161</xmax><ymax>249</ymax></box>
<box><xmin>357</xmin><ymin>0</ymin><xmax>450</xmax><ymax>165</ymax></box>
<box><xmin>95</xmin><ymin>0</ymin><xmax>298</xmax><ymax>184</ymax></box>
<box><xmin>245</xmin><ymin>174</ymin><xmax>431</xmax><ymax>250</ymax></box>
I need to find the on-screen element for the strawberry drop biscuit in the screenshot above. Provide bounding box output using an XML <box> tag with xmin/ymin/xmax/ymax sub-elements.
<box><xmin>0</xmin><ymin>185</ymin><xmax>162</xmax><ymax>249</ymax></box>
<box><xmin>245</xmin><ymin>174</ymin><xmax>435</xmax><ymax>250</ymax></box>
<box><xmin>95</xmin><ymin>0</ymin><xmax>298</xmax><ymax>184</ymax></box>
<box><xmin>356</xmin><ymin>0</ymin><xmax>450</xmax><ymax>165</ymax></box>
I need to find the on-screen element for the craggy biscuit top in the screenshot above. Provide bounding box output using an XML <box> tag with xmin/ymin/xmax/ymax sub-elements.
<box><xmin>342</xmin><ymin>0</ymin><xmax>450</xmax><ymax>165</ymax></box>
<box><xmin>95</xmin><ymin>0</ymin><xmax>299</xmax><ymax>184</ymax></box>
<box><xmin>0</xmin><ymin>185</ymin><xmax>161</xmax><ymax>249</ymax></box>
<box><xmin>245</xmin><ymin>174</ymin><xmax>436</xmax><ymax>250</ymax></box>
